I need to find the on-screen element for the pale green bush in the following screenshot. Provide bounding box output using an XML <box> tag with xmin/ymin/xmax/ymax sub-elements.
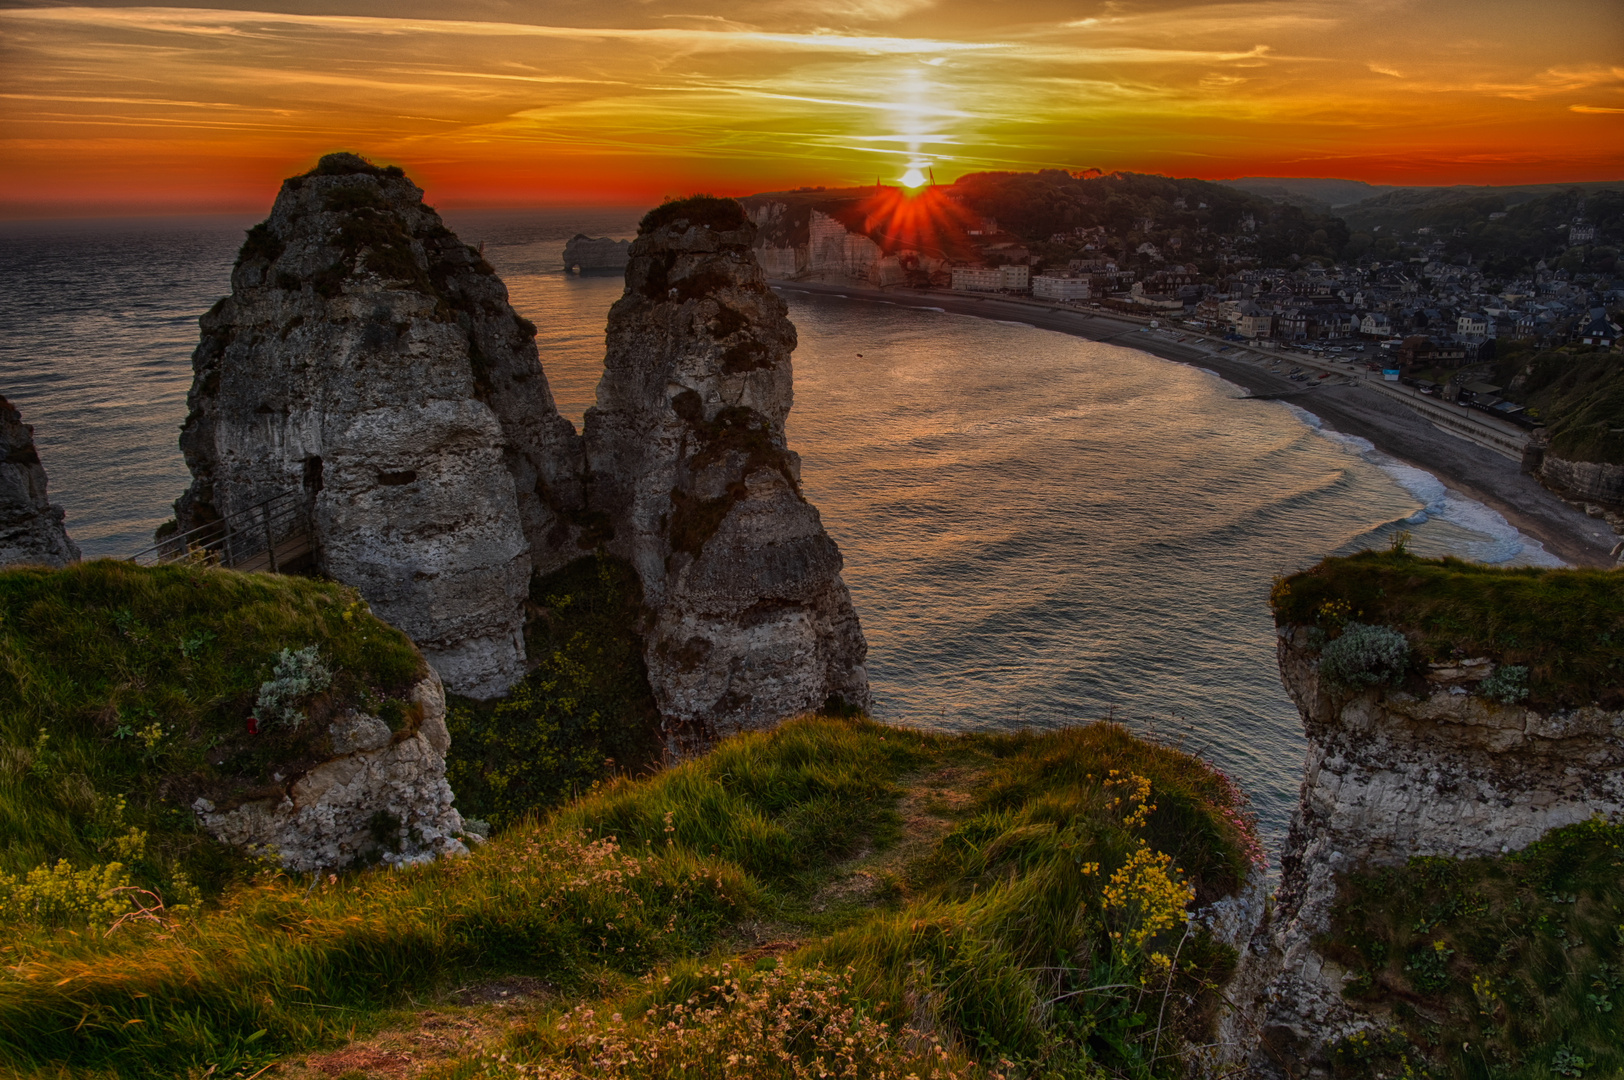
<box><xmin>1319</xmin><ymin>622</ymin><xmax>1411</xmax><ymax>690</ymax></box>
<box><xmin>1479</xmin><ymin>664</ymin><xmax>1530</xmax><ymax>704</ymax></box>
<box><xmin>255</xmin><ymin>646</ymin><xmax>332</xmax><ymax>729</ymax></box>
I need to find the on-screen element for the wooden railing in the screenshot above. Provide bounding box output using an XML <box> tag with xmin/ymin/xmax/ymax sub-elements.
<box><xmin>129</xmin><ymin>491</ymin><xmax>313</xmax><ymax>573</ymax></box>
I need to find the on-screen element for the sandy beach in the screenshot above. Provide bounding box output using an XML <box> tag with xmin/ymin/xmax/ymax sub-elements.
<box><xmin>773</xmin><ymin>280</ymin><xmax>1620</xmax><ymax>569</ymax></box>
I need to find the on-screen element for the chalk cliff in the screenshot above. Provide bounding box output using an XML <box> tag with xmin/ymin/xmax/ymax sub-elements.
<box><xmin>583</xmin><ymin>197</ymin><xmax>870</xmax><ymax>739</ymax></box>
<box><xmin>178</xmin><ymin>162</ymin><xmax>867</xmax><ymax>739</ymax></box>
<box><xmin>173</xmin><ymin>153</ymin><xmax>584</xmax><ymax>698</ymax></box>
<box><xmin>0</xmin><ymin>395</ymin><xmax>80</xmax><ymax>568</ymax></box>
<box><xmin>1231</xmin><ymin>630</ymin><xmax>1624</xmax><ymax>1075</ymax></box>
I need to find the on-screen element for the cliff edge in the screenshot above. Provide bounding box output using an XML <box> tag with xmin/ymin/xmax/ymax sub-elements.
<box><xmin>1233</xmin><ymin>551</ymin><xmax>1624</xmax><ymax>1076</ymax></box>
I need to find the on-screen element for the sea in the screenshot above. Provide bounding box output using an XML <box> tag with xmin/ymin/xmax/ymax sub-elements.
<box><xmin>0</xmin><ymin>209</ymin><xmax>1564</xmax><ymax>855</ymax></box>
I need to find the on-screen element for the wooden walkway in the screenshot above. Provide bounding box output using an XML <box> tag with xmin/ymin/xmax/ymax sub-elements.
<box><xmin>128</xmin><ymin>491</ymin><xmax>313</xmax><ymax>574</ymax></box>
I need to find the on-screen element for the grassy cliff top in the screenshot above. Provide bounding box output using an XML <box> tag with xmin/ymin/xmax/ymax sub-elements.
<box><xmin>0</xmin><ymin>715</ymin><xmax>1262</xmax><ymax>1079</ymax></box>
<box><xmin>1272</xmin><ymin>550</ymin><xmax>1624</xmax><ymax>709</ymax></box>
<box><xmin>1324</xmin><ymin>817</ymin><xmax>1624</xmax><ymax>1077</ymax></box>
<box><xmin>0</xmin><ymin>560</ymin><xmax>425</xmax><ymax>895</ymax></box>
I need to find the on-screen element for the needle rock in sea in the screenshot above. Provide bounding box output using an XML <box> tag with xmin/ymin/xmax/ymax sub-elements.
<box><xmin>171</xmin><ymin>160</ymin><xmax>867</xmax><ymax>737</ymax></box>
<box><xmin>0</xmin><ymin>395</ymin><xmax>80</xmax><ymax>568</ymax></box>
<box><xmin>583</xmin><ymin>197</ymin><xmax>871</xmax><ymax>740</ymax></box>
<box><xmin>170</xmin><ymin>153</ymin><xmax>583</xmax><ymax>699</ymax></box>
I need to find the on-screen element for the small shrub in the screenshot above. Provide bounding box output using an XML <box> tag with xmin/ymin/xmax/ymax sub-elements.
<box><xmin>236</xmin><ymin>223</ymin><xmax>284</xmax><ymax>266</ymax></box>
<box><xmin>0</xmin><ymin>858</ymin><xmax>135</xmax><ymax>930</ymax></box>
<box><xmin>1318</xmin><ymin>622</ymin><xmax>1410</xmax><ymax>690</ymax></box>
<box><xmin>254</xmin><ymin>646</ymin><xmax>332</xmax><ymax>731</ymax></box>
<box><xmin>1478</xmin><ymin>663</ymin><xmax>1530</xmax><ymax>704</ymax></box>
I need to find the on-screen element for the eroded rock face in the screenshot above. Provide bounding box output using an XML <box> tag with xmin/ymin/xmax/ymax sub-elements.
<box><xmin>174</xmin><ymin>153</ymin><xmax>584</xmax><ymax>697</ymax></box>
<box><xmin>1542</xmin><ymin>455</ymin><xmax>1624</xmax><ymax>506</ymax></box>
<box><xmin>1234</xmin><ymin>630</ymin><xmax>1624</xmax><ymax>1076</ymax></box>
<box><xmin>0</xmin><ymin>395</ymin><xmax>79</xmax><ymax>568</ymax></box>
<box><xmin>193</xmin><ymin>672</ymin><xmax>469</xmax><ymax>871</ymax></box>
<box><xmin>583</xmin><ymin>198</ymin><xmax>870</xmax><ymax>738</ymax></box>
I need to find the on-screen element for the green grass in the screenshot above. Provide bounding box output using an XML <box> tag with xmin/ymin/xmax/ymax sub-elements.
<box><xmin>1323</xmin><ymin>818</ymin><xmax>1624</xmax><ymax>1079</ymax></box>
<box><xmin>445</xmin><ymin>554</ymin><xmax>663</xmax><ymax>829</ymax></box>
<box><xmin>1494</xmin><ymin>342</ymin><xmax>1624</xmax><ymax>467</ymax></box>
<box><xmin>1272</xmin><ymin>550</ymin><xmax>1624</xmax><ymax>709</ymax></box>
<box><xmin>0</xmin><ymin>716</ymin><xmax>1261</xmax><ymax>1079</ymax></box>
<box><xmin>0</xmin><ymin>560</ymin><xmax>425</xmax><ymax>898</ymax></box>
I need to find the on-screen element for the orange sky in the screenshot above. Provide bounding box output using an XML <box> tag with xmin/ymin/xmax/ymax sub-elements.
<box><xmin>2</xmin><ymin>1</ymin><xmax>1622</xmax><ymax>215</ymax></box>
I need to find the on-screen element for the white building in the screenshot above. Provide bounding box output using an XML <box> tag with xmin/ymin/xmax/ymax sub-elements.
<box><xmin>1032</xmin><ymin>274</ymin><xmax>1090</xmax><ymax>301</ymax></box>
<box><xmin>952</xmin><ymin>264</ymin><xmax>1030</xmax><ymax>293</ymax></box>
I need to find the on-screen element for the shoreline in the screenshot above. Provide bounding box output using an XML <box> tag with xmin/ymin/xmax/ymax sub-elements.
<box><xmin>771</xmin><ymin>280</ymin><xmax>1619</xmax><ymax>569</ymax></box>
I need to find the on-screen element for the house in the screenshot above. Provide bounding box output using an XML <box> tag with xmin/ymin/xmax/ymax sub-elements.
<box><xmin>1398</xmin><ymin>336</ymin><xmax>1468</xmax><ymax>369</ymax></box>
<box><xmin>1579</xmin><ymin>314</ymin><xmax>1620</xmax><ymax>347</ymax></box>
<box><xmin>1360</xmin><ymin>313</ymin><xmax>1393</xmax><ymax>337</ymax></box>
<box><xmin>1238</xmin><ymin>302</ymin><xmax>1274</xmax><ymax>339</ymax></box>
<box><xmin>951</xmin><ymin>264</ymin><xmax>1030</xmax><ymax>293</ymax></box>
<box><xmin>1278</xmin><ymin>308</ymin><xmax>1310</xmax><ymax>340</ymax></box>
<box><xmin>1032</xmin><ymin>273</ymin><xmax>1090</xmax><ymax>302</ymax></box>
<box><xmin>1457</xmin><ymin>311</ymin><xmax>1489</xmax><ymax>337</ymax></box>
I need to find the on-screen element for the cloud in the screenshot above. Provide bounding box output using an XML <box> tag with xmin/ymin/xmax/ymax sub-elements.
<box><xmin>1570</xmin><ymin>103</ymin><xmax>1624</xmax><ymax>113</ymax></box>
<box><xmin>0</xmin><ymin>6</ymin><xmax>991</xmax><ymax>54</ymax></box>
<box><xmin>1368</xmin><ymin>63</ymin><xmax>1403</xmax><ymax>78</ymax></box>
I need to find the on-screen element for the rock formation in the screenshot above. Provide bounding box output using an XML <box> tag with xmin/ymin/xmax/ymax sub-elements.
<box><xmin>0</xmin><ymin>395</ymin><xmax>80</xmax><ymax>568</ymax></box>
<box><xmin>193</xmin><ymin>671</ymin><xmax>470</xmax><ymax>871</ymax></box>
<box><xmin>1541</xmin><ymin>455</ymin><xmax>1624</xmax><ymax>505</ymax></box>
<box><xmin>563</xmin><ymin>234</ymin><xmax>630</xmax><ymax>273</ymax></box>
<box><xmin>173</xmin><ymin>153</ymin><xmax>583</xmax><ymax>698</ymax></box>
<box><xmin>1230</xmin><ymin>629</ymin><xmax>1624</xmax><ymax>1075</ymax></box>
<box><xmin>177</xmin><ymin>162</ymin><xmax>868</xmax><ymax>735</ymax></box>
<box><xmin>583</xmin><ymin>196</ymin><xmax>870</xmax><ymax>738</ymax></box>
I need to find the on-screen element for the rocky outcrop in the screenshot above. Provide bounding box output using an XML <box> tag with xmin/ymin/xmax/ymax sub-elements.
<box><xmin>563</xmin><ymin>234</ymin><xmax>630</xmax><ymax>273</ymax></box>
<box><xmin>193</xmin><ymin>671</ymin><xmax>470</xmax><ymax>871</ymax></box>
<box><xmin>1233</xmin><ymin>630</ymin><xmax>1624</xmax><ymax>1076</ymax></box>
<box><xmin>173</xmin><ymin>153</ymin><xmax>585</xmax><ymax>697</ymax></box>
<box><xmin>583</xmin><ymin>196</ymin><xmax>870</xmax><ymax>739</ymax></box>
<box><xmin>0</xmin><ymin>395</ymin><xmax>80</xmax><ymax>568</ymax></box>
<box><xmin>1541</xmin><ymin>455</ymin><xmax>1624</xmax><ymax>505</ymax></box>
<box><xmin>178</xmin><ymin>163</ymin><xmax>869</xmax><ymax>734</ymax></box>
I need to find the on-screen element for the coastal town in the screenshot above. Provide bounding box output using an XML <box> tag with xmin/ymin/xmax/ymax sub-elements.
<box><xmin>676</xmin><ymin>172</ymin><xmax>1622</xmax><ymax>568</ymax></box>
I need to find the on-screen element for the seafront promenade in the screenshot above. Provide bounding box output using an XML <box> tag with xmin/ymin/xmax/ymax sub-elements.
<box><xmin>769</xmin><ymin>279</ymin><xmax>1620</xmax><ymax>568</ymax></box>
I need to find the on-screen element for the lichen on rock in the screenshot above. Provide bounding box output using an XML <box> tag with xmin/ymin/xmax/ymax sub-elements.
<box><xmin>193</xmin><ymin>672</ymin><xmax>469</xmax><ymax>871</ymax></box>
<box><xmin>0</xmin><ymin>395</ymin><xmax>79</xmax><ymax>568</ymax></box>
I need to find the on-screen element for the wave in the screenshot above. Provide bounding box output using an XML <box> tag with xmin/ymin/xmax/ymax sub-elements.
<box><xmin>1285</xmin><ymin>405</ymin><xmax>1564</xmax><ymax>567</ymax></box>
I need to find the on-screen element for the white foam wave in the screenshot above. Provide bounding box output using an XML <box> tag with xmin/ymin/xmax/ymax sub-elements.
<box><xmin>1285</xmin><ymin>405</ymin><xmax>1565</xmax><ymax>567</ymax></box>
